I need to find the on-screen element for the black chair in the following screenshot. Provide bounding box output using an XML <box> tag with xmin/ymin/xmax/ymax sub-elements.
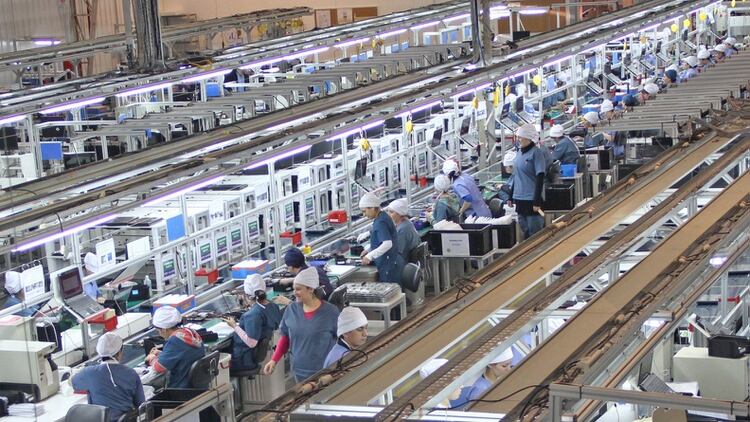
<box><xmin>64</xmin><ymin>404</ymin><xmax>110</xmax><ymax>422</ymax></box>
<box><xmin>328</xmin><ymin>284</ymin><xmax>349</xmax><ymax>311</ymax></box>
<box><xmin>188</xmin><ymin>350</ymin><xmax>220</xmax><ymax>389</ymax></box>
<box><xmin>115</xmin><ymin>409</ymin><xmax>138</xmax><ymax>422</ymax></box>
<box><xmin>230</xmin><ymin>336</ymin><xmax>271</xmax><ymax>379</ymax></box>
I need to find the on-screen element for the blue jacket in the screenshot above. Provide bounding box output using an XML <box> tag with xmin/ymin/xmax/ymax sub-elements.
<box><xmin>453</xmin><ymin>172</ymin><xmax>492</xmax><ymax>218</ymax></box>
<box><xmin>323</xmin><ymin>339</ymin><xmax>352</xmax><ymax>368</ymax></box>
<box><xmin>153</xmin><ymin>328</ymin><xmax>206</xmax><ymax>388</ymax></box>
<box><xmin>72</xmin><ymin>361</ymin><xmax>145</xmax><ymax>422</ymax></box>
<box><xmin>370</xmin><ymin>211</ymin><xmax>405</xmax><ymax>283</ymax></box>
<box><xmin>511</xmin><ymin>145</ymin><xmax>547</xmax><ymax>201</ymax></box>
<box><xmin>551</xmin><ymin>136</ymin><xmax>580</xmax><ymax>165</ymax></box>
<box><xmin>232</xmin><ymin>303</ymin><xmax>281</xmax><ymax>371</ymax></box>
<box><xmin>280</xmin><ymin>301</ymin><xmax>339</xmax><ymax>382</ymax></box>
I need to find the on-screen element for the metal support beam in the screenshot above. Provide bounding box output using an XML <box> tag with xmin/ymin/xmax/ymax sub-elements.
<box><xmin>133</xmin><ymin>0</ymin><xmax>164</xmax><ymax>71</ymax></box>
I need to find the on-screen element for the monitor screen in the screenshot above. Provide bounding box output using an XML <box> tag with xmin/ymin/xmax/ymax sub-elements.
<box><xmin>515</xmin><ymin>96</ymin><xmax>524</xmax><ymax>113</ymax></box>
<box><xmin>354</xmin><ymin>157</ymin><xmax>368</xmax><ymax>180</ymax></box>
<box><xmin>58</xmin><ymin>267</ymin><xmax>83</xmax><ymax>300</ymax></box>
<box><xmin>459</xmin><ymin>118</ymin><xmax>471</xmax><ymax>136</ymax></box>
<box><xmin>431</xmin><ymin>128</ymin><xmax>443</xmax><ymax>147</ymax></box>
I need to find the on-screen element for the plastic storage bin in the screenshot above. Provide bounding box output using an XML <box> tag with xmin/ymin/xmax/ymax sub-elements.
<box><xmin>427</xmin><ymin>224</ymin><xmax>492</xmax><ymax>257</ymax></box>
<box><xmin>544</xmin><ymin>183</ymin><xmax>576</xmax><ymax>211</ymax></box>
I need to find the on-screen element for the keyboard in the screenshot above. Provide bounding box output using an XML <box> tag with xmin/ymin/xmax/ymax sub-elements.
<box><xmin>640</xmin><ymin>374</ymin><xmax>675</xmax><ymax>394</ymax></box>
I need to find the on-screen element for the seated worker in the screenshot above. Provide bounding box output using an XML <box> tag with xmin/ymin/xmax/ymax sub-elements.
<box><xmin>599</xmin><ymin>99</ymin><xmax>618</xmax><ymax>121</ymax></box>
<box><xmin>452</xmin><ymin>348</ymin><xmax>514</xmax><ymax>407</ymax></box>
<box><xmin>324</xmin><ymin>306</ymin><xmax>368</xmax><ymax>367</ymax></box>
<box><xmin>697</xmin><ymin>49</ymin><xmax>712</xmax><ymax>71</ymax></box>
<box><xmin>358</xmin><ymin>192</ymin><xmax>405</xmax><ymax>284</ymax></box>
<box><xmin>442</xmin><ymin>159</ymin><xmax>492</xmax><ymax>218</ymax></box>
<box><xmin>679</xmin><ymin>56</ymin><xmax>699</xmax><ymax>82</ymax></box>
<box><xmin>431</xmin><ymin>174</ymin><xmax>461</xmax><ymax>224</ymax></box>
<box><xmin>418</xmin><ymin>359</ymin><xmax>463</xmax><ymax>408</ymax></box>
<box><xmin>581</xmin><ymin>112</ymin><xmax>603</xmax><ymax>148</ymax></box>
<box><xmin>385</xmin><ymin>198</ymin><xmax>420</xmax><ymax>264</ymax></box>
<box><xmin>2</xmin><ymin>271</ymin><xmax>36</xmax><ymax>317</ymax></box>
<box><xmin>222</xmin><ymin>274</ymin><xmax>281</xmax><ymax>373</ymax></box>
<box><xmin>280</xmin><ymin>248</ymin><xmax>333</xmax><ymax>300</ymax></box>
<box><xmin>502</xmin><ymin>149</ymin><xmax>517</xmax><ymax>176</ymax></box>
<box><xmin>621</xmin><ymin>94</ymin><xmax>638</xmax><ymax>112</ymax></box>
<box><xmin>723</xmin><ymin>37</ymin><xmax>738</xmax><ymax>58</ymax></box>
<box><xmin>146</xmin><ymin>306</ymin><xmax>206</xmax><ymax>388</ymax></box>
<box><xmin>510</xmin><ymin>124</ymin><xmax>547</xmax><ymax>239</ymax></box>
<box><xmin>263</xmin><ymin>268</ymin><xmax>339</xmax><ymax>382</ymax></box>
<box><xmin>663</xmin><ymin>69</ymin><xmax>679</xmax><ymax>86</ymax></box>
<box><xmin>71</xmin><ymin>333</ymin><xmax>145</xmax><ymax>422</ymax></box>
<box><xmin>639</xmin><ymin>82</ymin><xmax>659</xmax><ymax>104</ymax></box>
<box><xmin>713</xmin><ymin>43</ymin><xmax>727</xmax><ymax>62</ymax></box>
<box><xmin>549</xmin><ymin>125</ymin><xmax>580</xmax><ymax>165</ymax></box>
<box><xmin>83</xmin><ymin>252</ymin><xmax>104</xmax><ymax>302</ymax></box>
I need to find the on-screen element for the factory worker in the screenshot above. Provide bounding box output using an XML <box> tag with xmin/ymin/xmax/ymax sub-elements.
<box><xmin>582</xmin><ymin>112</ymin><xmax>603</xmax><ymax>148</ymax></box>
<box><xmin>621</xmin><ymin>94</ymin><xmax>638</xmax><ymax>112</ymax></box>
<box><xmin>599</xmin><ymin>99</ymin><xmax>617</xmax><ymax>121</ymax></box>
<box><xmin>146</xmin><ymin>306</ymin><xmax>206</xmax><ymax>388</ymax></box>
<box><xmin>324</xmin><ymin>306</ymin><xmax>368</xmax><ymax>367</ymax></box>
<box><xmin>697</xmin><ymin>49</ymin><xmax>712</xmax><ymax>71</ymax></box>
<box><xmin>510</xmin><ymin>124</ymin><xmax>547</xmax><ymax>239</ymax></box>
<box><xmin>458</xmin><ymin>348</ymin><xmax>514</xmax><ymax>404</ymax></box>
<box><xmin>663</xmin><ymin>69</ymin><xmax>679</xmax><ymax>86</ymax></box>
<box><xmin>723</xmin><ymin>37</ymin><xmax>737</xmax><ymax>57</ymax></box>
<box><xmin>263</xmin><ymin>267</ymin><xmax>339</xmax><ymax>382</ymax></box>
<box><xmin>385</xmin><ymin>198</ymin><xmax>420</xmax><ymax>264</ymax></box>
<box><xmin>358</xmin><ymin>192</ymin><xmax>405</xmax><ymax>284</ymax></box>
<box><xmin>2</xmin><ymin>271</ymin><xmax>35</xmax><ymax>317</ymax></box>
<box><xmin>713</xmin><ymin>44</ymin><xmax>727</xmax><ymax>62</ymax></box>
<box><xmin>279</xmin><ymin>247</ymin><xmax>333</xmax><ymax>300</ymax></box>
<box><xmin>222</xmin><ymin>274</ymin><xmax>281</xmax><ymax>372</ymax></box>
<box><xmin>431</xmin><ymin>174</ymin><xmax>461</xmax><ymax>224</ymax></box>
<box><xmin>549</xmin><ymin>125</ymin><xmax>580</xmax><ymax>165</ymax></box>
<box><xmin>418</xmin><ymin>359</ymin><xmax>463</xmax><ymax>408</ymax></box>
<box><xmin>83</xmin><ymin>252</ymin><xmax>104</xmax><ymax>302</ymax></box>
<box><xmin>71</xmin><ymin>333</ymin><xmax>145</xmax><ymax>422</ymax></box>
<box><xmin>640</xmin><ymin>82</ymin><xmax>659</xmax><ymax>102</ymax></box>
<box><xmin>442</xmin><ymin>159</ymin><xmax>492</xmax><ymax>218</ymax></box>
<box><xmin>502</xmin><ymin>149</ymin><xmax>517</xmax><ymax>175</ymax></box>
<box><xmin>679</xmin><ymin>56</ymin><xmax>699</xmax><ymax>81</ymax></box>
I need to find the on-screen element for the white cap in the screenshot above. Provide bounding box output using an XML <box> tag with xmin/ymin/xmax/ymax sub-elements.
<box><xmin>419</xmin><ymin>358</ymin><xmax>448</xmax><ymax>379</ymax></box>
<box><xmin>505</xmin><ymin>93</ymin><xmax>517</xmax><ymax>105</ymax></box>
<box><xmin>549</xmin><ymin>125</ymin><xmax>565</xmax><ymax>138</ymax></box>
<box><xmin>643</xmin><ymin>83</ymin><xmax>659</xmax><ymax>95</ymax></box>
<box><xmin>666</xmin><ymin>63</ymin><xmax>679</xmax><ymax>72</ymax></box>
<box><xmin>96</xmin><ymin>332</ymin><xmax>123</xmax><ymax>358</ymax></box>
<box><xmin>714</xmin><ymin>44</ymin><xmax>727</xmax><ymax>53</ymax></box>
<box><xmin>337</xmin><ymin>306</ymin><xmax>368</xmax><ymax>337</ymax></box>
<box><xmin>490</xmin><ymin>347</ymin><xmax>514</xmax><ymax>364</ymax></box>
<box><xmin>583</xmin><ymin>111</ymin><xmax>600</xmax><ymax>125</ymax></box>
<box><xmin>152</xmin><ymin>306</ymin><xmax>182</xmax><ymax>329</ymax></box>
<box><xmin>515</xmin><ymin>123</ymin><xmax>538</xmax><ymax>140</ymax></box>
<box><xmin>386</xmin><ymin>198</ymin><xmax>410</xmax><ymax>217</ymax></box>
<box><xmin>515</xmin><ymin>84</ymin><xmax>526</xmax><ymax>96</ymax></box>
<box><xmin>600</xmin><ymin>99</ymin><xmax>614</xmax><ymax>113</ymax></box>
<box><xmin>442</xmin><ymin>159</ymin><xmax>460</xmax><ymax>176</ymax></box>
<box><xmin>84</xmin><ymin>252</ymin><xmax>99</xmax><ymax>273</ymax></box>
<box><xmin>244</xmin><ymin>274</ymin><xmax>265</xmax><ymax>296</ymax></box>
<box><xmin>683</xmin><ymin>56</ymin><xmax>698</xmax><ymax>68</ymax></box>
<box><xmin>725</xmin><ymin>37</ymin><xmax>736</xmax><ymax>45</ymax></box>
<box><xmin>503</xmin><ymin>150</ymin><xmax>517</xmax><ymax>167</ymax></box>
<box><xmin>293</xmin><ymin>267</ymin><xmax>319</xmax><ymax>289</ymax></box>
<box><xmin>697</xmin><ymin>49</ymin><xmax>711</xmax><ymax>60</ymax></box>
<box><xmin>358</xmin><ymin>192</ymin><xmax>380</xmax><ymax>209</ymax></box>
<box><xmin>4</xmin><ymin>271</ymin><xmax>22</xmax><ymax>295</ymax></box>
<box><xmin>434</xmin><ymin>174</ymin><xmax>452</xmax><ymax>192</ymax></box>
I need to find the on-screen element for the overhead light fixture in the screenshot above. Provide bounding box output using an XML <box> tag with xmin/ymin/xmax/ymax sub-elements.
<box><xmin>180</xmin><ymin>69</ymin><xmax>232</xmax><ymax>84</ymax></box>
<box><xmin>452</xmin><ymin>82</ymin><xmax>493</xmax><ymax>99</ymax></box>
<box><xmin>507</xmin><ymin>68</ymin><xmax>534</xmax><ymax>80</ymax></box>
<box><xmin>239</xmin><ymin>46</ymin><xmax>330</xmax><ymax>70</ymax></box>
<box><xmin>335</xmin><ymin>37</ymin><xmax>370</xmax><ymax>48</ymax></box>
<box><xmin>443</xmin><ymin>13</ymin><xmax>470</xmax><ymax>23</ymax></box>
<box><xmin>244</xmin><ymin>145</ymin><xmax>312</xmax><ymax>170</ymax></box>
<box><xmin>12</xmin><ymin>214</ymin><xmax>120</xmax><ymax>252</ymax></box>
<box><xmin>327</xmin><ymin>120</ymin><xmax>385</xmax><ymax>141</ymax></box>
<box><xmin>545</xmin><ymin>55</ymin><xmax>573</xmax><ymax>67</ymax></box>
<box><xmin>0</xmin><ymin>114</ymin><xmax>27</xmax><ymax>126</ymax></box>
<box><xmin>115</xmin><ymin>82</ymin><xmax>173</xmax><ymax>98</ymax></box>
<box><xmin>33</xmin><ymin>39</ymin><xmax>61</xmax><ymax>46</ymax></box>
<box><xmin>411</xmin><ymin>21</ymin><xmax>441</xmax><ymax>31</ymax></box>
<box><xmin>518</xmin><ymin>8</ymin><xmax>547</xmax><ymax>15</ymax></box>
<box><xmin>39</xmin><ymin>97</ymin><xmax>105</xmax><ymax>114</ymax></box>
<box><xmin>580</xmin><ymin>42</ymin><xmax>606</xmax><ymax>54</ymax></box>
<box><xmin>144</xmin><ymin>176</ymin><xmax>226</xmax><ymax>206</ymax></box>
<box><xmin>377</xmin><ymin>28</ymin><xmax>408</xmax><ymax>39</ymax></box>
<box><xmin>491</xmin><ymin>10</ymin><xmax>511</xmax><ymax>19</ymax></box>
<box><xmin>396</xmin><ymin>100</ymin><xmax>442</xmax><ymax>118</ymax></box>
<box><xmin>639</xmin><ymin>23</ymin><xmax>660</xmax><ymax>32</ymax></box>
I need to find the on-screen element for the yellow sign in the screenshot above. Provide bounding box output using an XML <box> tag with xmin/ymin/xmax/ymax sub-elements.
<box><xmin>532</xmin><ymin>74</ymin><xmax>542</xmax><ymax>87</ymax></box>
<box><xmin>683</xmin><ymin>18</ymin><xmax>691</xmax><ymax>29</ymax></box>
<box><xmin>405</xmin><ymin>120</ymin><xmax>413</xmax><ymax>134</ymax></box>
<box><xmin>493</xmin><ymin>87</ymin><xmax>500</xmax><ymax>108</ymax></box>
<box><xmin>670</xmin><ymin>23</ymin><xmax>679</xmax><ymax>33</ymax></box>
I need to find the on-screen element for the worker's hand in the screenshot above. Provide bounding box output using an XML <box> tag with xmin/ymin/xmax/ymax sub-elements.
<box><xmin>533</xmin><ymin>206</ymin><xmax>542</xmax><ymax>215</ymax></box>
<box><xmin>96</xmin><ymin>297</ymin><xmax>106</xmax><ymax>304</ymax></box>
<box><xmin>361</xmin><ymin>255</ymin><xmax>372</xmax><ymax>266</ymax></box>
<box><xmin>359</xmin><ymin>250</ymin><xmax>367</xmax><ymax>258</ymax></box>
<box><xmin>263</xmin><ymin>360</ymin><xmax>277</xmax><ymax>375</ymax></box>
<box><xmin>272</xmin><ymin>295</ymin><xmax>292</xmax><ymax>306</ymax></box>
<box><xmin>221</xmin><ymin>317</ymin><xmax>236</xmax><ymax>328</ymax></box>
<box><xmin>145</xmin><ymin>348</ymin><xmax>160</xmax><ymax>365</ymax></box>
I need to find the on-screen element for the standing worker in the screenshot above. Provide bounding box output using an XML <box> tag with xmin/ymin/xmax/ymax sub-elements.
<box><xmin>431</xmin><ymin>174</ymin><xmax>461</xmax><ymax>224</ymax></box>
<box><xmin>385</xmin><ymin>198</ymin><xmax>420</xmax><ymax>264</ymax></box>
<box><xmin>71</xmin><ymin>333</ymin><xmax>145</xmax><ymax>422</ymax></box>
<box><xmin>2</xmin><ymin>271</ymin><xmax>35</xmax><ymax>317</ymax></box>
<box><xmin>263</xmin><ymin>268</ymin><xmax>339</xmax><ymax>382</ymax></box>
<box><xmin>146</xmin><ymin>306</ymin><xmax>206</xmax><ymax>388</ymax></box>
<box><xmin>324</xmin><ymin>306</ymin><xmax>368</xmax><ymax>367</ymax></box>
<box><xmin>222</xmin><ymin>274</ymin><xmax>281</xmax><ymax>373</ymax></box>
<box><xmin>279</xmin><ymin>247</ymin><xmax>333</xmax><ymax>299</ymax></box>
<box><xmin>510</xmin><ymin>123</ymin><xmax>547</xmax><ymax>239</ymax></box>
<box><xmin>358</xmin><ymin>192</ymin><xmax>405</xmax><ymax>283</ymax></box>
<box><xmin>548</xmin><ymin>125</ymin><xmax>580</xmax><ymax>165</ymax></box>
<box><xmin>442</xmin><ymin>159</ymin><xmax>492</xmax><ymax>218</ymax></box>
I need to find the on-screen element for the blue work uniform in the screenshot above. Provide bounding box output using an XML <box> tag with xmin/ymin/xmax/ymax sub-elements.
<box><xmin>679</xmin><ymin>67</ymin><xmax>698</xmax><ymax>82</ymax></box>
<box><xmin>72</xmin><ymin>360</ymin><xmax>146</xmax><ymax>422</ymax></box>
<box><xmin>279</xmin><ymin>301</ymin><xmax>339</xmax><ymax>382</ymax></box>
<box><xmin>396</xmin><ymin>220</ymin><xmax>420</xmax><ymax>263</ymax></box>
<box><xmin>369</xmin><ymin>211</ymin><xmax>405</xmax><ymax>283</ymax></box>
<box><xmin>453</xmin><ymin>172</ymin><xmax>492</xmax><ymax>218</ymax></box>
<box><xmin>583</xmin><ymin>130</ymin><xmax>604</xmax><ymax>148</ymax></box>
<box><xmin>83</xmin><ymin>281</ymin><xmax>100</xmax><ymax>300</ymax></box>
<box><xmin>551</xmin><ymin>136</ymin><xmax>580</xmax><ymax>165</ymax></box>
<box><xmin>153</xmin><ymin>328</ymin><xmax>206</xmax><ymax>388</ymax></box>
<box><xmin>232</xmin><ymin>302</ymin><xmax>282</xmax><ymax>371</ymax></box>
<box><xmin>3</xmin><ymin>295</ymin><xmax>36</xmax><ymax>317</ymax></box>
<box><xmin>323</xmin><ymin>338</ymin><xmax>352</xmax><ymax>368</ymax></box>
<box><xmin>433</xmin><ymin>192</ymin><xmax>461</xmax><ymax>223</ymax></box>
<box><xmin>605</xmin><ymin>131</ymin><xmax>625</xmax><ymax>158</ymax></box>
<box><xmin>511</xmin><ymin>143</ymin><xmax>547</xmax><ymax>239</ymax></box>
<box><xmin>725</xmin><ymin>48</ymin><xmax>735</xmax><ymax>58</ymax></box>
<box><xmin>449</xmin><ymin>375</ymin><xmax>493</xmax><ymax>409</ymax></box>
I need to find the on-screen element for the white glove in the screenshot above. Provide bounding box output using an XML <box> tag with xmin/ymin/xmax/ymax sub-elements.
<box><xmin>356</xmin><ymin>232</ymin><xmax>370</xmax><ymax>243</ymax></box>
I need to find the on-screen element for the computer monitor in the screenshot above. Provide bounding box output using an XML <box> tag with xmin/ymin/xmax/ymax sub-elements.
<box><xmin>58</xmin><ymin>267</ymin><xmax>84</xmax><ymax>300</ymax></box>
<box><xmin>431</xmin><ymin>128</ymin><xmax>443</xmax><ymax>147</ymax></box>
<box><xmin>354</xmin><ymin>157</ymin><xmax>368</xmax><ymax>180</ymax></box>
<box><xmin>637</xmin><ymin>350</ymin><xmax>654</xmax><ymax>385</ymax></box>
<box><xmin>459</xmin><ymin>117</ymin><xmax>471</xmax><ymax>136</ymax></box>
<box><xmin>515</xmin><ymin>96</ymin><xmax>524</xmax><ymax>113</ymax></box>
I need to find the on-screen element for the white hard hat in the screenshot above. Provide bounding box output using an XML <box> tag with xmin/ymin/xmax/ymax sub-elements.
<box><xmin>84</xmin><ymin>252</ymin><xmax>99</xmax><ymax>274</ymax></box>
<box><xmin>549</xmin><ymin>125</ymin><xmax>565</xmax><ymax>138</ymax></box>
<box><xmin>683</xmin><ymin>56</ymin><xmax>698</xmax><ymax>68</ymax></box>
<box><xmin>725</xmin><ymin>37</ymin><xmax>737</xmax><ymax>45</ymax></box>
<box><xmin>152</xmin><ymin>306</ymin><xmax>182</xmax><ymax>329</ymax></box>
<box><xmin>697</xmin><ymin>49</ymin><xmax>711</xmax><ymax>60</ymax></box>
<box><xmin>515</xmin><ymin>123</ymin><xmax>538</xmax><ymax>140</ymax></box>
<box><xmin>386</xmin><ymin>198</ymin><xmax>410</xmax><ymax>217</ymax></box>
<box><xmin>600</xmin><ymin>99</ymin><xmax>614</xmax><ymax>113</ymax></box>
<box><xmin>442</xmin><ymin>159</ymin><xmax>460</xmax><ymax>176</ymax></box>
<box><xmin>293</xmin><ymin>267</ymin><xmax>319</xmax><ymax>289</ymax></box>
<box><xmin>337</xmin><ymin>306</ymin><xmax>368</xmax><ymax>337</ymax></box>
<box><xmin>96</xmin><ymin>332</ymin><xmax>124</xmax><ymax>358</ymax></box>
<box><xmin>358</xmin><ymin>192</ymin><xmax>380</xmax><ymax>209</ymax></box>
<box><xmin>434</xmin><ymin>174</ymin><xmax>452</xmax><ymax>192</ymax></box>
<box><xmin>583</xmin><ymin>111</ymin><xmax>600</xmax><ymax>125</ymax></box>
<box><xmin>490</xmin><ymin>347</ymin><xmax>514</xmax><ymax>364</ymax></box>
<box><xmin>243</xmin><ymin>274</ymin><xmax>265</xmax><ymax>296</ymax></box>
<box><xmin>503</xmin><ymin>150</ymin><xmax>517</xmax><ymax>167</ymax></box>
<box><xmin>419</xmin><ymin>358</ymin><xmax>448</xmax><ymax>379</ymax></box>
<box><xmin>4</xmin><ymin>271</ymin><xmax>22</xmax><ymax>295</ymax></box>
<box><xmin>643</xmin><ymin>82</ymin><xmax>659</xmax><ymax>95</ymax></box>
<box><xmin>714</xmin><ymin>44</ymin><xmax>727</xmax><ymax>53</ymax></box>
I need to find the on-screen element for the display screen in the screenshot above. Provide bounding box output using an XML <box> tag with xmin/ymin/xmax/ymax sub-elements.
<box><xmin>231</xmin><ymin>229</ymin><xmax>242</xmax><ymax>246</ymax></box>
<box><xmin>163</xmin><ymin>258</ymin><xmax>176</xmax><ymax>279</ymax></box>
<box><xmin>217</xmin><ymin>236</ymin><xmax>227</xmax><ymax>254</ymax></box>
<box><xmin>58</xmin><ymin>267</ymin><xmax>83</xmax><ymax>300</ymax></box>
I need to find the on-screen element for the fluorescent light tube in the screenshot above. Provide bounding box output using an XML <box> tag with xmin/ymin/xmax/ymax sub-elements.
<box><xmin>39</xmin><ymin>97</ymin><xmax>105</xmax><ymax>114</ymax></box>
<box><xmin>518</xmin><ymin>8</ymin><xmax>547</xmax><ymax>15</ymax></box>
<box><xmin>452</xmin><ymin>82</ymin><xmax>493</xmax><ymax>99</ymax></box>
<box><xmin>411</xmin><ymin>21</ymin><xmax>441</xmax><ymax>31</ymax></box>
<box><xmin>545</xmin><ymin>55</ymin><xmax>572</xmax><ymax>67</ymax></box>
<box><xmin>335</xmin><ymin>38</ymin><xmax>370</xmax><ymax>48</ymax></box>
<box><xmin>378</xmin><ymin>28</ymin><xmax>408</xmax><ymax>38</ymax></box>
<box><xmin>244</xmin><ymin>145</ymin><xmax>312</xmax><ymax>170</ymax></box>
<box><xmin>180</xmin><ymin>69</ymin><xmax>232</xmax><ymax>84</ymax></box>
<box><xmin>0</xmin><ymin>114</ymin><xmax>27</xmax><ymax>126</ymax></box>
<box><xmin>143</xmin><ymin>176</ymin><xmax>226</xmax><ymax>206</ymax></box>
<box><xmin>395</xmin><ymin>100</ymin><xmax>442</xmax><ymax>118</ymax></box>
<box><xmin>443</xmin><ymin>13</ymin><xmax>470</xmax><ymax>23</ymax></box>
<box><xmin>12</xmin><ymin>214</ymin><xmax>119</xmax><ymax>252</ymax></box>
<box><xmin>327</xmin><ymin>120</ymin><xmax>385</xmax><ymax>141</ymax></box>
<box><xmin>240</xmin><ymin>47</ymin><xmax>329</xmax><ymax>70</ymax></box>
<box><xmin>115</xmin><ymin>82</ymin><xmax>173</xmax><ymax>98</ymax></box>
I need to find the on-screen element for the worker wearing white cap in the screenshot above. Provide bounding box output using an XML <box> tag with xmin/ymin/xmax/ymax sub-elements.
<box><xmin>146</xmin><ymin>306</ymin><xmax>206</xmax><ymax>388</ymax></box>
<box><xmin>222</xmin><ymin>274</ymin><xmax>281</xmax><ymax>373</ymax></box>
<box><xmin>431</xmin><ymin>174</ymin><xmax>461</xmax><ymax>224</ymax></box>
<box><xmin>385</xmin><ymin>198</ymin><xmax>420</xmax><ymax>265</ymax></box>
<box><xmin>418</xmin><ymin>359</ymin><xmax>463</xmax><ymax>407</ymax></box>
<box><xmin>462</xmin><ymin>347</ymin><xmax>515</xmax><ymax>405</ymax></box>
<box><xmin>2</xmin><ymin>271</ymin><xmax>35</xmax><ymax>317</ymax></box>
<box><xmin>357</xmin><ymin>192</ymin><xmax>405</xmax><ymax>284</ymax></box>
<box><xmin>72</xmin><ymin>333</ymin><xmax>145</xmax><ymax>422</ymax></box>
<box><xmin>442</xmin><ymin>159</ymin><xmax>492</xmax><ymax>219</ymax></box>
<box><xmin>510</xmin><ymin>123</ymin><xmax>547</xmax><ymax>239</ymax></box>
<box><xmin>264</xmin><ymin>267</ymin><xmax>339</xmax><ymax>381</ymax></box>
<box><xmin>641</xmin><ymin>82</ymin><xmax>659</xmax><ymax>101</ymax></box>
<box><xmin>713</xmin><ymin>43</ymin><xmax>727</xmax><ymax>62</ymax></box>
<box><xmin>581</xmin><ymin>111</ymin><xmax>604</xmax><ymax>148</ymax></box>
<box><xmin>502</xmin><ymin>149</ymin><xmax>517</xmax><ymax>174</ymax></box>
<box><xmin>599</xmin><ymin>99</ymin><xmax>616</xmax><ymax>120</ymax></box>
<box><xmin>723</xmin><ymin>37</ymin><xmax>737</xmax><ymax>57</ymax></box>
<box><xmin>548</xmin><ymin>125</ymin><xmax>579</xmax><ymax>165</ymax></box>
<box><xmin>697</xmin><ymin>49</ymin><xmax>712</xmax><ymax>70</ymax></box>
<box><xmin>324</xmin><ymin>306</ymin><xmax>368</xmax><ymax>367</ymax></box>
<box><xmin>679</xmin><ymin>56</ymin><xmax>699</xmax><ymax>81</ymax></box>
<box><xmin>82</xmin><ymin>252</ymin><xmax>103</xmax><ymax>301</ymax></box>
